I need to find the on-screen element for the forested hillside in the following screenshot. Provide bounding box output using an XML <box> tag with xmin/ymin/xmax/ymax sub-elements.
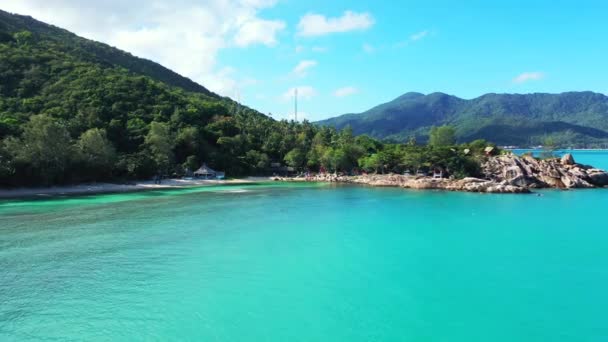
<box><xmin>0</xmin><ymin>10</ymin><xmax>297</xmax><ymax>186</ymax></box>
<box><xmin>318</xmin><ymin>91</ymin><xmax>608</xmax><ymax>147</ymax></box>
<box><xmin>0</xmin><ymin>10</ymin><xmax>216</xmax><ymax>96</ymax></box>
<box><xmin>0</xmin><ymin>10</ymin><xmax>496</xmax><ymax>187</ymax></box>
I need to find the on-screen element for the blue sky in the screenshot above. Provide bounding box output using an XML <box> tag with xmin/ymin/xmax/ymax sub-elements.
<box><xmin>3</xmin><ymin>0</ymin><xmax>608</xmax><ymax>121</ymax></box>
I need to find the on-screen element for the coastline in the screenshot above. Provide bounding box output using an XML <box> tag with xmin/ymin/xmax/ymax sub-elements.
<box><xmin>0</xmin><ymin>178</ymin><xmax>269</xmax><ymax>200</ymax></box>
<box><xmin>275</xmin><ymin>154</ymin><xmax>608</xmax><ymax>194</ymax></box>
<box><xmin>275</xmin><ymin>174</ymin><xmax>532</xmax><ymax>194</ymax></box>
<box><xmin>3</xmin><ymin>154</ymin><xmax>608</xmax><ymax>199</ymax></box>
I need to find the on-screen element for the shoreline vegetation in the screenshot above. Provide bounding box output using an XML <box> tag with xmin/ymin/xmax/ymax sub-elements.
<box><xmin>3</xmin><ymin>153</ymin><xmax>607</xmax><ymax>199</ymax></box>
<box><xmin>1</xmin><ymin>15</ymin><xmax>607</xmax><ymax>190</ymax></box>
<box><xmin>1</xmin><ymin>13</ymin><xmax>608</xmax><ymax>197</ymax></box>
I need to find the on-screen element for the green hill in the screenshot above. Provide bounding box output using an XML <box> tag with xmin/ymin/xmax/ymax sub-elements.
<box><xmin>317</xmin><ymin>91</ymin><xmax>608</xmax><ymax>147</ymax></box>
<box><xmin>2</xmin><ymin>9</ymin><xmax>602</xmax><ymax>187</ymax></box>
<box><xmin>0</xmin><ymin>9</ymin><xmax>308</xmax><ymax>186</ymax></box>
<box><xmin>0</xmin><ymin>10</ymin><xmax>216</xmax><ymax>96</ymax></box>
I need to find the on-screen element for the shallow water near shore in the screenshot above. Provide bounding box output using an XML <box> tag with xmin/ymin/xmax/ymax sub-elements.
<box><xmin>1</xmin><ymin>154</ymin><xmax>608</xmax><ymax>341</ymax></box>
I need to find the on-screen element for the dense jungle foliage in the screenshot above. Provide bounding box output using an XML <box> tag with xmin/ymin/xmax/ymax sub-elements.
<box><xmin>0</xmin><ymin>11</ymin><xmax>493</xmax><ymax>187</ymax></box>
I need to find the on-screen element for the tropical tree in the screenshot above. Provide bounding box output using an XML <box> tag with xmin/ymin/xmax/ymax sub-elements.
<box><xmin>145</xmin><ymin>121</ymin><xmax>174</xmax><ymax>175</ymax></box>
<box><xmin>10</xmin><ymin>114</ymin><xmax>74</xmax><ymax>185</ymax></box>
<box><xmin>13</xmin><ymin>30</ymin><xmax>33</xmax><ymax>45</ymax></box>
<box><xmin>359</xmin><ymin>153</ymin><xmax>383</xmax><ymax>173</ymax></box>
<box><xmin>429</xmin><ymin>125</ymin><xmax>456</xmax><ymax>146</ymax></box>
<box><xmin>0</xmin><ymin>141</ymin><xmax>15</xmax><ymax>184</ymax></box>
<box><xmin>76</xmin><ymin>128</ymin><xmax>116</xmax><ymax>180</ymax></box>
<box><xmin>541</xmin><ymin>136</ymin><xmax>557</xmax><ymax>159</ymax></box>
<box><xmin>245</xmin><ymin>150</ymin><xmax>270</xmax><ymax>172</ymax></box>
<box><xmin>284</xmin><ymin>148</ymin><xmax>306</xmax><ymax>170</ymax></box>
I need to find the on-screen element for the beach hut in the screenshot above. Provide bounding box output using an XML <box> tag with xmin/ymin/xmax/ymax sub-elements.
<box><xmin>194</xmin><ymin>164</ymin><xmax>219</xmax><ymax>179</ymax></box>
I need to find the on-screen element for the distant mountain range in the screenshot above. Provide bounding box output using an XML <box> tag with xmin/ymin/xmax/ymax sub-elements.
<box><xmin>317</xmin><ymin>92</ymin><xmax>608</xmax><ymax>147</ymax></box>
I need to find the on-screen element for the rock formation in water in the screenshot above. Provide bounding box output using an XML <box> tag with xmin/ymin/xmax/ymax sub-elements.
<box><xmin>275</xmin><ymin>153</ymin><xmax>608</xmax><ymax>194</ymax></box>
<box><xmin>482</xmin><ymin>153</ymin><xmax>608</xmax><ymax>189</ymax></box>
<box><xmin>275</xmin><ymin>173</ymin><xmax>529</xmax><ymax>193</ymax></box>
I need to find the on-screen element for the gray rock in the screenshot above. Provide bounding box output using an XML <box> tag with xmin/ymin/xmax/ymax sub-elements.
<box><xmin>561</xmin><ymin>153</ymin><xmax>575</xmax><ymax>165</ymax></box>
<box><xmin>482</xmin><ymin>154</ymin><xmax>607</xmax><ymax>190</ymax></box>
<box><xmin>588</xmin><ymin>170</ymin><xmax>608</xmax><ymax>186</ymax></box>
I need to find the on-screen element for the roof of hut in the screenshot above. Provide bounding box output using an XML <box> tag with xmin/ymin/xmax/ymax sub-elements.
<box><xmin>194</xmin><ymin>164</ymin><xmax>217</xmax><ymax>175</ymax></box>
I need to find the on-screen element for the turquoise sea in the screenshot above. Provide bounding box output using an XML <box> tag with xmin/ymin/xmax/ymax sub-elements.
<box><xmin>1</xmin><ymin>151</ymin><xmax>608</xmax><ymax>341</ymax></box>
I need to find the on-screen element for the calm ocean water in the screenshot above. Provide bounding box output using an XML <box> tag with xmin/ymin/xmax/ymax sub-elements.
<box><xmin>1</xmin><ymin>151</ymin><xmax>608</xmax><ymax>341</ymax></box>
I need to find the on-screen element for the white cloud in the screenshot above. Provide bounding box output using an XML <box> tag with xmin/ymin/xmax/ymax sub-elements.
<box><xmin>333</xmin><ymin>86</ymin><xmax>359</xmax><ymax>97</ymax></box>
<box><xmin>311</xmin><ymin>46</ymin><xmax>328</xmax><ymax>53</ymax></box>
<box><xmin>292</xmin><ymin>60</ymin><xmax>318</xmax><ymax>78</ymax></box>
<box><xmin>297</xmin><ymin>11</ymin><xmax>374</xmax><ymax>37</ymax></box>
<box><xmin>234</xmin><ymin>18</ymin><xmax>285</xmax><ymax>47</ymax></box>
<box><xmin>282</xmin><ymin>86</ymin><xmax>317</xmax><ymax>101</ymax></box>
<box><xmin>295</xmin><ymin>45</ymin><xmax>305</xmax><ymax>53</ymax></box>
<box><xmin>362</xmin><ymin>43</ymin><xmax>375</xmax><ymax>53</ymax></box>
<box><xmin>513</xmin><ymin>72</ymin><xmax>545</xmax><ymax>84</ymax></box>
<box><xmin>410</xmin><ymin>30</ymin><xmax>429</xmax><ymax>41</ymax></box>
<box><xmin>1</xmin><ymin>0</ymin><xmax>285</xmax><ymax>96</ymax></box>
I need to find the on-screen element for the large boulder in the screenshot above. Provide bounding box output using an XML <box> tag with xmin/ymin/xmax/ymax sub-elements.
<box><xmin>587</xmin><ymin>169</ymin><xmax>608</xmax><ymax>186</ymax></box>
<box><xmin>508</xmin><ymin>175</ymin><xmax>539</xmax><ymax>188</ymax></box>
<box><xmin>561</xmin><ymin>153</ymin><xmax>575</xmax><ymax>165</ymax></box>
<box><xmin>482</xmin><ymin>154</ymin><xmax>608</xmax><ymax>190</ymax></box>
<box><xmin>561</xmin><ymin>175</ymin><xmax>594</xmax><ymax>188</ymax></box>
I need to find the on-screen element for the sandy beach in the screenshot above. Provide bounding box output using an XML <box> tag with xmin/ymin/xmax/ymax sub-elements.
<box><xmin>0</xmin><ymin>178</ymin><xmax>271</xmax><ymax>199</ymax></box>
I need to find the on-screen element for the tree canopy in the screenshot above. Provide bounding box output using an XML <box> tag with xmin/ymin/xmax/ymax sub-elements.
<box><xmin>429</xmin><ymin>125</ymin><xmax>457</xmax><ymax>146</ymax></box>
<box><xmin>0</xmin><ymin>11</ymin><xmax>496</xmax><ymax>187</ymax></box>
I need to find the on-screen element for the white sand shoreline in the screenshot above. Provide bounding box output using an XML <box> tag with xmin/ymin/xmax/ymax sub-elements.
<box><xmin>0</xmin><ymin>178</ymin><xmax>273</xmax><ymax>199</ymax></box>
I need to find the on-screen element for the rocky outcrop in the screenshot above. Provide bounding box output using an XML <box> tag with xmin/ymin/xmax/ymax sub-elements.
<box><xmin>561</xmin><ymin>153</ymin><xmax>575</xmax><ymax>165</ymax></box>
<box><xmin>482</xmin><ymin>154</ymin><xmax>608</xmax><ymax>189</ymax></box>
<box><xmin>275</xmin><ymin>174</ymin><xmax>530</xmax><ymax>194</ymax></box>
<box><xmin>274</xmin><ymin>153</ymin><xmax>608</xmax><ymax>194</ymax></box>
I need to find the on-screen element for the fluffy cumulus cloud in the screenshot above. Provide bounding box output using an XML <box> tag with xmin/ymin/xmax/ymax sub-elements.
<box><xmin>513</xmin><ymin>72</ymin><xmax>545</xmax><ymax>84</ymax></box>
<box><xmin>333</xmin><ymin>86</ymin><xmax>359</xmax><ymax>97</ymax></box>
<box><xmin>1</xmin><ymin>0</ymin><xmax>286</xmax><ymax>95</ymax></box>
<box><xmin>297</xmin><ymin>11</ymin><xmax>374</xmax><ymax>37</ymax></box>
<box><xmin>282</xmin><ymin>86</ymin><xmax>317</xmax><ymax>101</ymax></box>
<box><xmin>234</xmin><ymin>18</ymin><xmax>285</xmax><ymax>47</ymax></box>
<box><xmin>292</xmin><ymin>60</ymin><xmax>318</xmax><ymax>77</ymax></box>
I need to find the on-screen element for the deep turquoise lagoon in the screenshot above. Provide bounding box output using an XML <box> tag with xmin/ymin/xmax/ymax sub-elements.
<box><xmin>1</xmin><ymin>152</ymin><xmax>608</xmax><ymax>341</ymax></box>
